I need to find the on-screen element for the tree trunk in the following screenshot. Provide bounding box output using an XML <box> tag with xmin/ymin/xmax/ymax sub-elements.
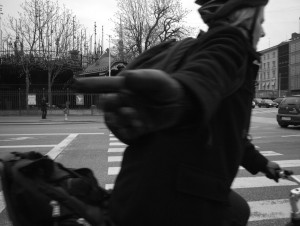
<box><xmin>25</xmin><ymin>70</ymin><xmax>30</xmax><ymax>110</ymax></box>
<box><xmin>48</xmin><ymin>71</ymin><xmax>52</xmax><ymax>107</ymax></box>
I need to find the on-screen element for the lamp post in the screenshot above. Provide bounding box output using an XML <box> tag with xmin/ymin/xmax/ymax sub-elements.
<box><xmin>108</xmin><ymin>35</ymin><xmax>111</xmax><ymax>77</ymax></box>
<box><xmin>278</xmin><ymin>73</ymin><xmax>281</xmax><ymax>97</ymax></box>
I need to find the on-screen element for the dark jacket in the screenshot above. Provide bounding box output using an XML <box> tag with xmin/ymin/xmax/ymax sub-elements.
<box><xmin>109</xmin><ymin>24</ymin><xmax>268</xmax><ymax>226</ymax></box>
<box><xmin>41</xmin><ymin>100</ymin><xmax>47</xmax><ymax>111</ymax></box>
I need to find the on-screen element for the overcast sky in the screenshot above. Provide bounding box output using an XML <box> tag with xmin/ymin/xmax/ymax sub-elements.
<box><xmin>1</xmin><ymin>0</ymin><xmax>300</xmax><ymax>51</ymax></box>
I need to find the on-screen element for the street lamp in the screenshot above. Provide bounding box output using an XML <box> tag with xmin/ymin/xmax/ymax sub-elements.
<box><xmin>108</xmin><ymin>35</ymin><xmax>111</xmax><ymax>77</ymax></box>
<box><xmin>278</xmin><ymin>73</ymin><xmax>281</xmax><ymax>97</ymax></box>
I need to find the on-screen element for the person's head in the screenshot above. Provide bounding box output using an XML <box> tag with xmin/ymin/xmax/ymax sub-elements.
<box><xmin>196</xmin><ymin>0</ymin><xmax>268</xmax><ymax>49</ymax></box>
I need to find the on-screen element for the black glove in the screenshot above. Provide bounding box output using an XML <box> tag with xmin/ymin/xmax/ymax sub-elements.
<box><xmin>101</xmin><ymin>69</ymin><xmax>189</xmax><ymax>144</ymax></box>
<box><xmin>263</xmin><ymin>161</ymin><xmax>281</xmax><ymax>182</ymax></box>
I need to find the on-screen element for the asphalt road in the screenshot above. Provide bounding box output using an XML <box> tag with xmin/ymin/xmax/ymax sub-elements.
<box><xmin>0</xmin><ymin>107</ymin><xmax>299</xmax><ymax>226</ymax></box>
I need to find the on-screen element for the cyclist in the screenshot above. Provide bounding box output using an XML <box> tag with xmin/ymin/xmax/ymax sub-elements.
<box><xmin>102</xmin><ymin>0</ymin><xmax>282</xmax><ymax>225</ymax></box>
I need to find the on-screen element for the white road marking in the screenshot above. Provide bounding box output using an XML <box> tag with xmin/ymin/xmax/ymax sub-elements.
<box><xmin>273</xmin><ymin>159</ymin><xmax>300</xmax><ymax>167</ymax></box>
<box><xmin>240</xmin><ymin>159</ymin><xmax>300</xmax><ymax>170</ymax></box>
<box><xmin>282</xmin><ymin>135</ymin><xmax>300</xmax><ymax>138</ymax></box>
<box><xmin>232</xmin><ymin>175</ymin><xmax>299</xmax><ymax>189</ymax></box>
<box><xmin>46</xmin><ymin>134</ymin><xmax>78</xmax><ymax>160</ymax></box>
<box><xmin>105</xmin><ymin>184</ymin><xmax>114</xmax><ymax>190</ymax></box>
<box><xmin>110</xmin><ymin>137</ymin><xmax>118</xmax><ymax>141</ymax></box>
<box><xmin>108</xmin><ymin>147</ymin><xmax>126</xmax><ymax>152</ymax></box>
<box><xmin>0</xmin><ymin>192</ymin><xmax>5</xmax><ymax>213</ymax></box>
<box><xmin>108</xmin><ymin>156</ymin><xmax>123</xmax><ymax>162</ymax></box>
<box><xmin>108</xmin><ymin>167</ymin><xmax>121</xmax><ymax>175</ymax></box>
<box><xmin>0</xmin><ymin>133</ymin><xmax>104</xmax><ymax>136</ymax></box>
<box><xmin>0</xmin><ymin>145</ymin><xmax>56</xmax><ymax>148</ymax></box>
<box><xmin>260</xmin><ymin>151</ymin><xmax>282</xmax><ymax>156</ymax></box>
<box><xmin>110</xmin><ymin>142</ymin><xmax>126</xmax><ymax>146</ymax></box>
<box><xmin>248</xmin><ymin>199</ymin><xmax>290</xmax><ymax>221</ymax></box>
<box><xmin>101</xmin><ymin>184</ymin><xmax>294</xmax><ymax>222</ymax></box>
<box><xmin>0</xmin><ymin>137</ymin><xmax>36</xmax><ymax>141</ymax></box>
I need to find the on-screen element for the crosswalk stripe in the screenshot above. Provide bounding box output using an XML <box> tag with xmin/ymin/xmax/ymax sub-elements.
<box><xmin>108</xmin><ymin>156</ymin><xmax>122</xmax><ymax>162</ymax></box>
<box><xmin>108</xmin><ymin>167</ymin><xmax>121</xmax><ymax>175</ymax></box>
<box><xmin>0</xmin><ymin>145</ymin><xmax>56</xmax><ymax>148</ymax></box>
<box><xmin>105</xmin><ymin>130</ymin><xmax>299</xmax><ymax>223</ymax></box>
<box><xmin>239</xmin><ymin>159</ymin><xmax>300</xmax><ymax>170</ymax></box>
<box><xmin>260</xmin><ymin>151</ymin><xmax>282</xmax><ymax>156</ymax></box>
<box><xmin>248</xmin><ymin>199</ymin><xmax>290</xmax><ymax>221</ymax></box>
<box><xmin>0</xmin><ymin>192</ymin><xmax>5</xmax><ymax>213</ymax></box>
<box><xmin>109</xmin><ymin>142</ymin><xmax>126</xmax><ymax>146</ymax></box>
<box><xmin>232</xmin><ymin>175</ymin><xmax>299</xmax><ymax>189</ymax></box>
<box><xmin>108</xmin><ymin>147</ymin><xmax>125</xmax><ymax>152</ymax></box>
<box><xmin>105</xmin><ymin>184</ymin><xmax>114</xmax><ymax>190</ymax></box>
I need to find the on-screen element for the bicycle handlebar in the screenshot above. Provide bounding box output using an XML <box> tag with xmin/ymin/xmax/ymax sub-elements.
<box><xmin>278</xmin><ymin>170</ymin><xmax>300</xmax><ymax>185</ymax></box>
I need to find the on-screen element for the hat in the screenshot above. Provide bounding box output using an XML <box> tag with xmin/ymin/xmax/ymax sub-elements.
<box><xmin>196</xmin><ymin>0</ymin><xmax>268</xmax><ymax>24</ymax></box>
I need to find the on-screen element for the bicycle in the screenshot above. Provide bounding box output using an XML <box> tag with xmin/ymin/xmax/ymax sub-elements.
<box><xmin>278</xmin><ymin>170</ymin><xmax>300</xmax><ymax>226</ymax></box>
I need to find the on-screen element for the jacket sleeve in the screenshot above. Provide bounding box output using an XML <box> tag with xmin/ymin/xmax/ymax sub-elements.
<box><xmin>241</xmin><ymin>138</ymin><xmax>268</xmax><ymax>174</ymax></box>
<box><xmin>172</xmin><ymin>26</ymin><xmax>249</xmax><ymax>124</ymax></box>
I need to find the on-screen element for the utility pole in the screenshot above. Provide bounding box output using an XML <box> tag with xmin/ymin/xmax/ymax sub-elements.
<box><xmin>101</xmin><ymin>26</ymin><xmax>104</xmax><ymax>55</ymax></box>
<box><xmin>108</xmin><ymin>35</ymin><xmax>111</xmax><ymax>77</ymax></box>
<box><xmin>94</xmin><ymin>22</ymin><xmax>97</xmax><ymax>55</ymax></box>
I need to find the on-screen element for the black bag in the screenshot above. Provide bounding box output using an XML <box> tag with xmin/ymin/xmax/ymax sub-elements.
<box><xmin>0</xmin><ymin>151</ymin><xmax>113</xmax><ymax>226</ymax></box>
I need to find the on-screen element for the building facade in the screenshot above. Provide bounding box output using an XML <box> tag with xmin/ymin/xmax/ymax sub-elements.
<box><xmin>289</xmin><ymin>33</ymin><xmax>300</xmax><ymax>95</ymax></box>
<box><xmin>278</xmin><ymin>41</ymin><xmax>289</xmax><ymax>97</ymax></box>
<box><xmin>257</xmin><ymin>46</ymin><xmax>278</xmax><ymax>98</ymax></box>
<box><xmin>256</xmin><ymin>32</ymin><xmax>300</xmax><ymax>98</ymax></box>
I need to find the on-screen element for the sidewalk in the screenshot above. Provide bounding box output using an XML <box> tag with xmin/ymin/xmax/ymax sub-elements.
<box><xmin>0</xmin><ymin>114</ymin><xmax>104</xmax><ymax>124</ymax></box>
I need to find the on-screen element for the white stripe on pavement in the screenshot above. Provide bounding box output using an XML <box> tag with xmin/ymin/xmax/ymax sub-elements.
<box><xmin>0</xmin><ymin>192</ymin><xmax>5</xmax><ymax>213</ymax></box>
<box><xmin>248</xmin><ymin>199</ymin><xmax>290</xmax><ymax>221</ymax></box>
<box><xmin>274</xmin><ymin>159</ymin><xmax>300</xmax><ymax>168</ymax></box>
<box><xmin>46</xmin><ymin>134</ymin><xmax>78</xmax><ymax>160</ymax></box>
<box><xmin>282</xmin><ymin>135</ymin><xmax>300</xmax><ymax>138</ymax></box>
<box><xmin>108</xmin><ymin>156</ymin><xmax>123</xmax><ymax>162</ymax></box>
<box><xmin>101</xmin><ymin>185</ymin><xmax>292</xmax><ymax>222</ymax></box>
<box><xmin>110</xmin><ymin>142</ymin><xmax>126</xmax><ymax>146</ymax></box>
<box><xmin>108</xmin><ymin>167</ymin><xmax>121</xmax><ymax>175</ymax></box>
<box><xmin>0</xmin><ymin>133</ymin><xmax>104</xmax><ymax>136</ymax></box>
<box><xmin>239</xmin><ymin>159</ymin><xmax>300</xmax><ymax>170</ymax></box>
<box><xmin>105</xmin><ymin>184</ymin><xmax>114</xmax><ymax>190</ymax></box>
<box><xmin>260</xmin><ymin>151</ymin><xmax>282</xmax><ymax>156</ymax></box>
<box><xmin>110</xmin><ymin>137</ymin><xmax>119</xmax><ymax>141</ymax></box>
<box><xmin>232</xmin><ymin>175</ymin><xmax>300</xmax><ymax>189</ymax></box>
<box><xmin>108</xmin><ymin>148</ymin><xmax>126</xmax><ymax>152</ymax></box>
<box><xmin>0</xmin><ymin>145</ymin><xmax>56</xmax><ymax>148</ymax></box>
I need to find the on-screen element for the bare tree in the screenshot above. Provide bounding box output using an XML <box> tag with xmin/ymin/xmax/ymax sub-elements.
<box><xmin>5</xmin><ymin>0</ymin><xmax>85</xmax><ymax>107</ymax></box>
<box><xmin>113</xmin><ymin>0</ymin><xmax>192</xmax><ymax>62</ymax></box>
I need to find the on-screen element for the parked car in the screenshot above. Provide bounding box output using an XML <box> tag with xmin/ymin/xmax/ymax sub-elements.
<box><xmin>254</xmin><ymin>98</ymin><xmax>262</xmax><ymax>105</ymax></box>
<box><xmin>276</xmin><ymin>96</ymin><xmax>300</xmax><ymax>128</ymax></box>
<box><xmin>257</xmin><ymin>99</ymin><xmax>277</xmax><ymax>108</ymax></box>
<box><xmin>273</xmin><ymin>97</ymin><xmax>284</xmax><ymax>108</ymax></box>
<box><xmin>252</xmin><ymin>100</ymin><xmax>256</xmax><ymax>108</ymax></box>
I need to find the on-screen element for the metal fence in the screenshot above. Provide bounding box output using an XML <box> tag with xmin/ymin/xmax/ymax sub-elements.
<box><xmin>0</xmin><ymin>89</ymin><xmax>104</xmax><ymax>116</ymax></box>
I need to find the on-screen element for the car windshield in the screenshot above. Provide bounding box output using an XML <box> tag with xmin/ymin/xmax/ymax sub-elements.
<box><xmin>264</xmin><ymin>100</ymin><xmax>273</xmax><ymax>103</ymax></box>
<box><xmin>281</xmin><ymin>97</ymin><xmax>300</xmax><ymax>105</ymax></box>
